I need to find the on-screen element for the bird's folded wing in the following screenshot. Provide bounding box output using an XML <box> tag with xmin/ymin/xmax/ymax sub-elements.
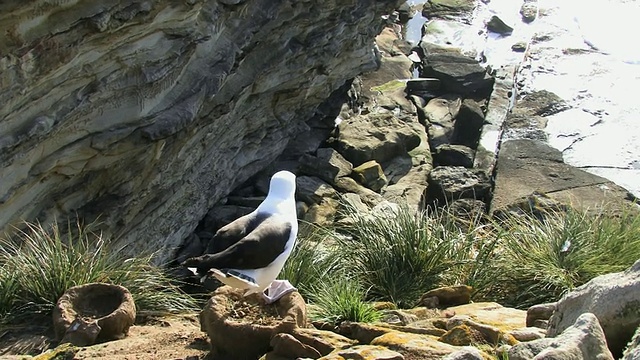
<box><xmin>189</xmin><ymin>216</ymin><xmax>292</xmax><ymax>270</ymax></box>
<box><xmin>206</xmin><ymin>212</ymin><xmax>258</xmax><ymax>254</ymax></box>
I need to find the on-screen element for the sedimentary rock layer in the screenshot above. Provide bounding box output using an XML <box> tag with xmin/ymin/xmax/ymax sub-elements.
<box><xmin>0</xmin><ymin>0</ymin><xmax>400</xmax><ymax>261</ymax></box>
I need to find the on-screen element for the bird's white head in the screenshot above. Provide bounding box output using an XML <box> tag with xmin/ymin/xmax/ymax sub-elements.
<box><xmin>266</xmin><ymin>170</ymin><xmax>296</xmax><ymax>200</ymax></box>
<box><xmin>256</xmin><ymin>170</ymin><xmax>297</xmax><ymax>215</ymax></box>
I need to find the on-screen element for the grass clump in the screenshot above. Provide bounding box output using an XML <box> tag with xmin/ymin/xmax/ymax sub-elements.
<box><xmin>280</xmin><ymin>223</ymin><xmax>342</xmax><ymax>299</ymax></box>
<box><xmin>284</xmin><ymin>199</ymin><xmax>640</xmax><ymax>314</ymax></box>
<box><xmin>0</xmin><ymin>220</ymin><xmax>198</xmax><ymax>324</ymax></box>
<box><xmin>334</xmin><ymin>203</ymin><xmax>477</xmax><ymax>308</ymax></box>
<box><xmin>473</xmin><ymin>208</ymin><xmax>640</xmax><ymax>308</ymax></box>
<box><xmin>307</xmin><ymin>276</ymin><xmax>381</xmax><ymax>324</ymax></box>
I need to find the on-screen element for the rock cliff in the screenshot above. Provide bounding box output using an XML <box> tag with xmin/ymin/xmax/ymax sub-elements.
<box><xmin>0</xmin><ymin>0</ymin><xmax>401</xmax><ymax>261</ymax></box>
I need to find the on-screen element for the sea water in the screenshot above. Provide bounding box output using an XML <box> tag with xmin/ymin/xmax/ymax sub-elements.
<box><xmin>529</xmin><ymin>0</ymin><xmax>640</xmax><ymax>198</ymax></box>
<box><xmin>403</xmin><ymin>0</ymin><xmax>640</xmax><ymax>198</ymax></box>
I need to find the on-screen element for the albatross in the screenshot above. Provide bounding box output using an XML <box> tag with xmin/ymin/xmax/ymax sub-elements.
<box><xmin>182</xmin><ymin>170</ymin><xmax>298</xmax><ymax>303</ymax></box>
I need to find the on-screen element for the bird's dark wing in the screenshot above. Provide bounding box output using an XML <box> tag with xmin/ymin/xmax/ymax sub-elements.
<box><xmin>183</xmin><ymin>215</ymin><xmax>292</xmax><ymax>271</ymax></box>
<box><xmin>206</xmin><ymin>212</ymin><xmax>265</xmax><ymax>254</ymax></box>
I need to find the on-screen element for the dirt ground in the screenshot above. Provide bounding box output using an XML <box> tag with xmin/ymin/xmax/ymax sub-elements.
<box><xmin>0</xmin><ymin>314</ymin><xmax>212</xmax><ymax>360</ymax></box>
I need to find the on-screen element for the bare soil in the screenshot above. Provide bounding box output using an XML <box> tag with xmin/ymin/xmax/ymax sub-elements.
<box><xmin>0</xmin><ymin>314</ymin><xmax>211</xmax><ymax>360</ymax></box>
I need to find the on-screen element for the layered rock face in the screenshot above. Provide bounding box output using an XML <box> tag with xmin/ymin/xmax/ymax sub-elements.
<box><xmin>0</xmin><ymin>0</ymin><xmax>401</xmax><ymax>260</ymax></box>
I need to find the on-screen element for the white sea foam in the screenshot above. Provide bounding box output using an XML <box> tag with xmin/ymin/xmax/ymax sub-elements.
<box><xmin>403</xmin><ymin>0</ymin><xmax>640</xmax><ymax>196</ymax></box>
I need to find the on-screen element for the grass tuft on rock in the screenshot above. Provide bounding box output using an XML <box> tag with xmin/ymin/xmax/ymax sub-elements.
<box><xmin>473</xmin><ymin>208</ymin><xmax>640</xmax><ymax>308</ymax></box>
<box><xmin>308</xmin><ymin>275</ymin><xmax>381</xmax><ymax>324</ymax></box>
<box><xmin>284</xmin><ymin>200</ymin><xmax>640</xmax><ymax>313</ymax></box>
<box><xmin>335</xmin><ymin>203</ymin><xmax>477</xmax><ymax>308</ymax></box>
<box><xmin>0</xmin><ymin>220</ymin><xmax>198</xmax><ymax>325</ymax></box>
<box><xmin>280</xmin><ymin>223</ymin><xmax>342</xmax><ymax>299</ymax></box>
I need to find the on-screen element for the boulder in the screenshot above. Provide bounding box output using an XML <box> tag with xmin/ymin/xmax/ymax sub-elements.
<box><xmin>547</xmin><ymin>260</ymin><xmax>640</xmax><ymax>358</ymax></box>
<box><xmin>520</xmin><ymin>2</ymin><xmax>538</xmax><ymax>23</ymax></box>
<box><xmin>439</xmin><ymin>325</ymin><xmax>482</xmax><ymax>346</ymax></box>
<box><xmin>423</xmin><ymin>94</ymin><xmax>462</xmax><ymax>147</ymax></box>
<box><xmin>333</xmin><ymin>177</ymin><xmax>384</xmax><ymax>207</ymax></box>
<box><xmin>474</xmin><ymin>64</ymin><xmax>517</xmax><ymax>175</ymax></box>
<box><xmin>332</xmin><ymin>113</ymin><xmax>422</xmax><ymax>167</ymax></box>
<box><xmin>397</xmin><ymin>3</ymin><xmax>413</xmax><ymax>23</ymax></box>
<box><xmin>420</xmin><ymin>20</ymin><xmax>481</xmax><ymax>59</ymax></box>
<box><xmin>512</xmin><ymin>42</ymin><xmax>528</xmax><ymax>52</ymax></box>
<box><xmin>352</xmin><ymin>160</ymin><xmax>388</xmax><ymax>192</ymax></box>
<box><xmin>515</xmin><ymin>90</ymin><xmax>569</xmax><ymax>117</ymax></box>
<box><xmin>381</xmin><ymin>121</ymin><xmax>431</xmax><ymax>211</ymax></box>
<box><xmin>422</xmin><ymin>0</ymin><xmax>476</xmax><ymax>19</ymax></box>
<box><xmin>452</xmin><ymin>99</ymin><xmax>485</xmax><ymax>149</ymax></box>
<box><xmin>446</xmin><ymin>316</ymin><xmax>517</xmax><ymax>346</ymax></box>
<box><xmin>371</xmin><ymin>331</ymin><xmax>460</xmax><ymax>358</ymax></box>
<box><xmin>375</xmin><ymin>85</ymin><xmax>417</xmax><ymax>114</ymax></box>
<box><xmin>382</xmin><ymin>155</ymin><xmax>414</xmax><ymax>186</ymax></box>
<box><xmin>299</xmin><ymin>148</ymin><xmax>353</xmax><ymax>184</ymax></box>
<box><xmin>339</xmin><ymin>322</ymin><xmax>395</xmax><ymax>344</ymax></box>
<box><xmin>381</xmin><ymin>163</ymin><xmax>431</xmax><ymax>211</ymax></box>
<box><xmin>296</xmin><ymin>176</ymin><xmax>338</xmax><ymax>205</ymax></box>
<box><xmin>292</xmin><ymin>327</ymin><xmax>357</xmax><ymax>356</ymax></box>
<box><xmin>434</xmin><ymin>144</ymin><xmax>475</xmax><ymax>168</ymax></box>
<box><xmin>380</xmin><ymin>310</ymin><xmax>419</xmax><ymax>326</ymax></box>
<box><xmin>486</xmin><ymin>15</ymin><xmax>514</xmax><ymax>35</ymax></box>
<box><xmin>419</xmin><ymin>285</ymin><xmax>473</xmax><ymax>308</ymax></box>
<box><xmin>427</xmin><ymin>166</ymin><xmax>491</xmax><ymax>203</ymax></box>
<box><xmin>509</xmin><ymin>327</ymin><xmax>547</xmax><ymax>342</ymax></box>
<box><xmin>340</xmin><ymin>193</ymin><xmax>370</xmax><ymax>213</ymax></box>
<box><xmin>53</xmin><ymin>283</ymin><xmax>136</xmax><ymax>346</ymax></box>
<box><xmin>623</xmin><ymin>326</ymin><xmax>640</xmax><ymax>360</ymax></box>
<box><xmin>527</xmin><ymin>303</ymin><xmax>557</xmax><ymax>328</ymax></box>
<box><xmin>509</xmin><ymin>313</ymin><xmax>614</xmax><ymax>360</ymax></box>
<box><xmin>446</xmin><ymin>302</ymin><xmax>527</xmax><ymax>332</ymax></box>
<box><xmin>406</xmin><ymin>78</ymin><xmax>441</xmax><ymax>94</ymax></box>
<box><xmin>270</xmin><ymin>333</ymin><xmax>321</xmax><ymax>359</ymax></box>
<box><xmin>200</xmin><ymin>286</ymin><xmax>307</xmax><ymax>359</ymax></box>
<box><xmin>304</xmin><ymin>197</ymin><xmax>340</xmax><ymax>226</ymax></box>
<box><xmin>492</xmin><ymin>191</ymin><xmax>567</xmax><ymax>221</ymax></box>
<box><xmin>375</xmin><ymin>27</ymin><xmax>413</xmax><ymax>57</ymax></box>
<box><xmin>446</xmin><ymin>199</ymin><xmax>486</xmax><ymax>220</ymax></box>
<box><xmin>419</xmin><ymin>43</ymin><xmax>494</xmax><ymax>97</ymax></box>
<box><xmin>319</xmin><ymin>345</ymin><xmax>404</xmax><ymax>360</ymax></box>
<box><xmin>384</xmin><ymin>322</ymin><xmax>448</xmax><ymax>338</ymax></box>
<box><xmin>443</xmin><ymin>347</ymin><xmax>489</xmax><ymax>360</ymax></box>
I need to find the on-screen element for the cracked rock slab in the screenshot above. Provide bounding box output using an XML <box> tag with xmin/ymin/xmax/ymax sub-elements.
<box><xmin>491</xmin><ymin>139</ymin><xmax>637</xmax><ymax>214</ymax></box>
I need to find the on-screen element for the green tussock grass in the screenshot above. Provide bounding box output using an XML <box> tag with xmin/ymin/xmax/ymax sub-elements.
<box><xmin>0</xmin><ymin>220</ymin><xmax>198</xmax><ymax>325</ymax></box>
<box><xmin>283</xmin><ymin>200</ymin><xmax>640</xmax><ymax>318</ymax></box>
<box><xmin>335</xmin><ymin>203</ymin><xmax>479</xmax><ymax>308</ymax></box>
<box><xmin>280</xmin><ymin>223</ymin><xmax>342</xmax><ymax>299</ymax></box>
<box><xmin>307</xmin><ymin>275</ymin><xmax>381</xmax><ymax>324</ymax></box>
<box><xmin>473</xmin><ymin>208</ymin><xmax>640</xmax><ymax>308</ymax></box>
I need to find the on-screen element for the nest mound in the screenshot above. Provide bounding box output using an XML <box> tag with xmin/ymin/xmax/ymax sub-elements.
<box><xmin>52</xmin><ymin>283</ymin><xmax>136</xmax><ymax>346</ymax></box>
<box><xmin>200</xmin><ymin>286</ymin><xmax>307</xmax><ymax>360</ymax></box>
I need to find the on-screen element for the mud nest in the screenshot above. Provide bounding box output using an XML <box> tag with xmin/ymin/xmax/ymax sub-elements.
<box><xmin>224</xmin><ymin>293</ymin><xmax>283</xmax><ymax>326</ymax></box>
<box><xmin>200</xmin><ymin>286</ymin><xmax>308</xmax><ymax>359</ymax></box>
<box><xmin>53</xmin><ymin>283</ymin><xmax>136</xmax><ymax>346</ymax></box>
